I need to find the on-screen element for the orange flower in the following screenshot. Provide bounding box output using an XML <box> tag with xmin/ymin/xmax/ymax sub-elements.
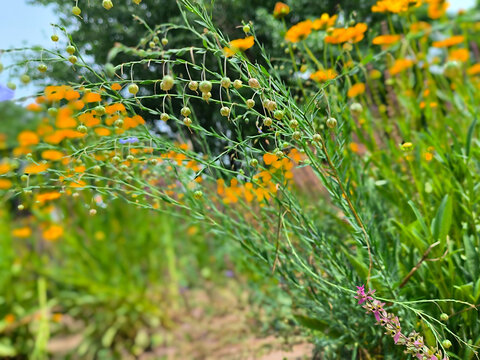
<box><xmin>56</xmin><ymin>107</ymin><xmax>77</xmax><ymax>128</ymax></box>
<box><xmin>285</xmin><ymin>20</ymin><xmax>313</xmax><ymax>43</ymax></box>
<box><xmin>43</xmin><ymin>224</ymin><xmax>63</xmax><ymax>241</ymax></box>
<box><xmin>24</xmin><ymin>163</ymin><xmax>50</xmax><ymax>174</ymax></box>
<box><xmin>41</xmin><ymin>150</ymin><xmax>64</xmax><ymax>161</ymax></box>
<box><xmin>273</xmin><ymin>2</ymin><xmax>290</xmax><ymax>19</ymax></box>
<box><xmin>467</xmin><ymin>63</ymin><xmax>480</xmax><ymax>76</ymax></box>
<box><xmin>111</xmin><ymin>83</ymin><xmax>122</xmax><ymax>91</ymax></box>
<box><xmin>347</xmin><ymin>83</ymin><xmax>366</xmax><ymax>98</ymax></box>
<box><xmin>389</xmin><ymin>59</ymin><xmax>414</xmax><ymax>75</ymax></box>
<box><xmin>410</xmin><ymin>21</ymin><xmax>431</xmax><ymax>34</ymax></box>
<box><xmin>224</xmin><ymin>36</ymin><xmax>255</xmax><ymax>57</ymax></box>
<box><xmin>26</xmin><ymin>103</ymin><xmax>42</xmax><ymax>112</ymax></box>
<box><xmin>12</xmin><ymin>227</ymin><xmax>32</xmax><ymax>238</ymax></box>
<box><xmin>372</xmin><ymin>34</ymin><xmax>401</xmax><ymax>46</ymax></box>
<box><xmin>372</xmin><ymin>0</ymin><xmax>420</xmax><ymax>13</ymax></box>
<box><xmin>0</xmin><ymin>163</ymin><xmax>11</xmax><ymax>175</ymax></box>
<box><xmin>427</xmin><ymin>0</ymin><xmax>449</xmax><ymax>19</ymax></box>
<box><xmin>36</xmin><ymin>192</ymin><xmax>61</xmax><ymax>203</ymax></box>
<box><xmin>312</xmin><ymin>13</ymin><xmax>337</xmax><ymax>30</ymax></box>
<box><xmin>0</xmin><ymin>179</ymin><xmax>12</xmax><ymax>190</ymax></box>
<box><xmin>94</xmin><ymin>127</ymin><xmax>111</xmax><ymax>136</ymax></box>
<box><xmin>325</xmin><ymin>23</ymin><xmax>367</xmax><ymax>44</ymax></box>
<box><xmin>449</xmin><ymin>48</ymin><xmax>469</xmax><ymax>62</ymax></box>
<box><xmin>310</xmin><ymin>68</ymin><xmax>337</xmax><ymax>82</ymax></box>
<box><xmin>18</xmin><ymin>131</ymin><xmax>39</xmax><ymax>147</ymax></box>
<box><xmin>83</xmin><ymin>92</ymin><xmax>102</xmax><ymax>103</ymax></box>
<box><xmin>432</xmin><ymin>35</ymin><xmax>464</xmax><ymax>48</ymax></box>
<box><xmin>105</xmin><ymin>103</ymin><xmax>126</xmax><ymax>114</ymax></box>
<box><xmin>263</xmin><ymin>153</ymin><xmax>278</xmax><ymax>165</ymax></box>
<box><xmin>45</xmin><ymin>85</ymin><xmax>68</xmax><ymax>102</ymax></box>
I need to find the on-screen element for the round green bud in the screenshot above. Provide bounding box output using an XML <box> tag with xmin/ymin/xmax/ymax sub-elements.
<box><xmin>66</xmin><ymin>45</ymin><xmax>76</xmax><ymax>55</ymax></box>
<box><xmin>69</xmin><ymin>55</ymin><xmax>78</xmax><ymax>64</ymax></box>
<box><xmin>160</xmin><ymin>75</ymin><xmax>174</xmax><ymax>91</ymax></box>
<box><xmin>326</xmin><ymin>117</ymin><xmax>337</xmax><ymax>129</ymax></box>
<box><xmin>7</xmin><ymin>82</ymin><xmax>16</xmax><ymax>90</ymax></box>
<box><xmin>160</xmin><ymin>113</ymin><xmax>170</xmax><ymax>121</ymax></box>
<box><xmin>202</xmin><ymin>91</ymin><xmax>211</xmax><ymax>101</ymax></box>
<box><xmin>249</xmin><ymin>159</ymin><xmax>258</xmax><ymax>167</ymax></box>
<box><xmin>20</xmin><ymin>74</ymin><xmax>31</xmax><ymax>84</ymax></box>
<box><xmin>440</xmin><ymin>313</ymin><xmax>449</xmax><ymax>321</ymax></box>
<box><xmin>233</xmin><ymin>79</ymin><xmax>243</xmax><ymax>89</ymax></box>
<box><xmin>114</xmin><ymin>119</ymin><xmax>124</xmax><ymax>128</ymax></box>
<box><xmin>161</xmin><ymin>38</ymin><xmax>168</xmax><ymax>46</ymax></box>
<box><xmin>72</xmin><ymin>6</ymin><xmax>81</xmax><ymax>16</ymax></box>
<box><xmin>442</xmin><ymin>340</ymin><xmax>452</xmax><ymax>349</ymax></box>
<box><xmin>193</xmin><ymin>190</ymin><xmax>203</xmax><ymax>200</ymax></box>
<box><xmin>181</xmin><ymin>107</ymin><xmax>191</xmax><ymax>117</ymax></box>
<box><xmin>183</xmin><ymin>117</ymin><xmax>192</xmax><ymax>126</ymax></box>
<box><xmin>77</xmin><ymin>125</ymin><xmax>87</xmax><ymax>134</ymax></box>
<box><xmin>289</xmin><ymin>119</ymin><xmax>298</xmax><ymax>128</ymax></box>
<box><xmin>199</xmin><ymin>80</ymin><xmax>212</xmax><ymax>93</ymax></box>
<box><xmin>221</xmin><ymin>77</ymin><xmax>231</xmax><ymax>88</ymax></box>
<box><xmin>37</xmin><ymin>63</ymin><xmax>48</xmax><ymax>73</ymax></box>
<box><xmin>292</xmin><ymin>131</ymin><xmax>301</xmax><ymax>140</ymax></box>
<box><xmin>264</xmin><ymin>117</ymin><xmax>273</xmax><ymax>126</ymax></box>
<box><xmin>102</xmin><ymin>0</ymin><xmax>113</xmax><ymax>10</ymax></box>
<box><xmin>188</xmin><ymin>81</ymin><xmax>198</xmax><ymax>91</ymax></box>
<box><xmin>128</xmin><ymin>83</ymin><xmax>139</xmax><ymax>95</ymax></box>
<box><xmin>350</xmin><ymin>102</ymin><xmax>363</xmax><ymax>115</ymax></box>
<box><xmin>248</xmin><ymin>78</ymin><xmax>260</xmax><ymax>89</ymax></box>
<box><xmin>246</xmin><ymin>99</ymin><xmax>255</xmax><ymax>109</ymax></box>
<box><xmin>126</xmin><ymin>154</ymin><xmax>135</xmax><ymax>161</ymax></box>
<box><xmin>243</xmin><ymin>24</ymin><xmax>251</xmax><ymax>33</ymax></box>
<box><xmin>274</xmin><ymin>110</ymin><xmax>284</xmax><ymax>120</ymax></box>
<box><xmin>94</xmin><ymin>105</ymin><xmax>106</xmax><ymax>115</ymax></box>
<box><xmin>220</xmin><ymin>106</ymin><xmax>230</xmax><ymax>117</ymax></box>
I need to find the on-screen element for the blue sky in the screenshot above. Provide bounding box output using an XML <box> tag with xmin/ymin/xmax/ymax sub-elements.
<box><xmin>0</xmin><ymin>0</ymin><xmax>477</xmax><ymax>99</ymax></box>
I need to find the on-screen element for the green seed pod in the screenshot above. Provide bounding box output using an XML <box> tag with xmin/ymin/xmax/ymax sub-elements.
<box><xmin>274</xmin><ymin>110</ymin><xmax>284</xmax><ymax>120</ymax></box>
<box><xmin>292</xmin><ymin>131</ymin><xmax>301</xmax><ymax>140</ymax></box>
<box><xmin>243</xmin><ymin>24</ymin><xmax>251</xmax><ymax>33</ymax></box>
<box><xmin>440</xmin><ymin>313</ymin><xmax>449</xmax><ymax>321</ymax></box>
<box><xmin>183</xmin><ymin>117</ymin><xmax>192</xmax><ymax>126</ymax></box>
<box><xmin>199</xmin><ymin>80</ymin><xmax>212</xmax><ymax>93</ymax></box>
<box><xmin>233</xmin><ymin>79</ymin><xmax>243</xmax><ymax>89</ymax></box>
<box><xmin>221</xmin><ymin>77</ymin><xmax>231</xmax><ymax>88</ymax></box>
<box><xmin>114</xmin><ymin>119</ymin><xmax>124</xmax><ymax>128</ymax></box>
<box><xmin>161</xmin><ymin>38</ymin><xmax>168</xmax><ymax>46</ymax></box>
<box><xmin>193</xmin><ymin>190</ymin><xmax>203</xmax><ymax>200</ymax></box>
<box><xmin>188</xmin><ymin>81</ymin><xmax>198</xmax><ymax>91</ymax></box>
<box><xmin>289</xmin><ymin>119</ymin><xmax>298</xmax><ymax>128</ymax></box>
<box><xmin>94</xmin><ymin>105</ymin><xmax>106</xmax><ymax>115</ymax></box>
<box><xmin>37</xmin><ymin>64</ymin><xmax>48</xmax><ymax>73</ymax></box>
<box><xmin>181</xmin><ymin>107</ymin><xmax>191</xmax><ymax>117</ymax></box>
<box><xmin>264</xmin><ymin>117</ymin><xmax>273</xmax><ymax>126</ymax></box>
<box><xmin>249</xmin><ymin>159</ymin><xmax>258</xmax><ymax>167</ymax></box>
<box><xmin>20</xmin><ymin>74</ymin><xmax>31</xmax><ymax>84</ymax></box>
<box><xmin>161</xmin><ymin>75</ymin><xmax>174</xmax><ymax>91</ymax></box>
<box><xmin>68</xmin><ymin>55</ymin><xmax>78</xmax><ymax>64</ymax></box>
<box><xmin>220</xmin><ymin>106</ymin><xmax>230</xmax><ymax>117</ymax></box>
<box><xmin>246</xmin><ymin>99</ymin><xmax>255</xmax><ymax>109</ymax></box>
<box><xmin>66</xmin><ymin>45</ymin><xmax>76</xmax><ymax>55</ymax></box>
<box><xmin>248</xmin><ymin>78</ymin><xmax>260</xmax><ymax>89</ymax></box>
<box><xmin>72</xmin><ymin>6</ymin><xmax>81</xmax><ymax>16</ymax></box>
<box><xmin>326</xmin><ymin>117</ymin><xmax>337</xmax><ymax>129</ymax></box>
<box><xmin>77</xmin><ymin>125</ymin><xmax>87</xmax><ymax>134</ymax></box>
<box><xmin>128</xmin><ymin>83</ymin><xmax>139</xmax><ymax>95</ymax></box>
<box><xmin>160</xmin><ymin>113</ymin><xmax>170</xmax><ymax>121</ymax></box>
<box><xmin>442</xmin><ymin>340</ymin><xmax>452</xmax><ymax>349</ymax></box>
<box><xmin>102</xmin><ymin>0</ymin><xmax>113</xmax><ymax>10</ymax></box>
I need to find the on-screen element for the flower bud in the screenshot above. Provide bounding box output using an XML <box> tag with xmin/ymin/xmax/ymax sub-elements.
<box><xmin>233</xmin><ymin>79</ymin><xmax>243</xmax><ymax>89</ymax></box>
<box><xmin>246</xmin><ymin>99</ymin><xmax>255</xmax><ymax>108</ymax></box>
<box><xmin>221</xmin><ymin>77</ymin><xmax>231</xmax><ymax>88</ymax></box>
<box><xmin>326</xmin><ymin>117</ymin><xmax>337</xmax><ymax>129</ymax></box>
<box><xmin>199</xmin><ymin>80</ymin><xmax>212</xmax><ymax>93</ymax></box>
<box><xmin>181</xmin><ymin>107</ymin><xmax>191</xmax><ymax>117</ymax></box>
<box><xmin>160</xmin><ymin>75</ymin><xmax>174</xmax><ymax>91</ymax></box>
<box><xmin>248</xmin><ymin>78</ymin><xmax>260</xmax><ymax>89</ymax></box>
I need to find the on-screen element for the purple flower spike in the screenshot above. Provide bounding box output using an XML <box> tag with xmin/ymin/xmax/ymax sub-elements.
<box><xmin>354</xmin><ymin>285</ymin><xmax>449</xmax><ymax>360</ymax></box>
<box><xmin>0</xmin><ymin>84</ymin><xmax>14</xmax><ymax>102</ymax></box>
<box><xmin>119</xmin><ymin>136</ymin><xmax>139</xmax><ymax>144</ymax></box>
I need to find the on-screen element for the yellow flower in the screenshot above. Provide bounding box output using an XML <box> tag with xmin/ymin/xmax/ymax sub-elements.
<box><xmin>285</xmin><ymin>20</ymin><xmax>313</xmax><ymax>43</ymax></box>
<box><xmin>372</xmin><ymin>0</ymin><xmax>421</xmax><ymax>13</ymax></box>
<box><xmin>223</xmin><ymin>36</ymin><xmax>255</xmax><ymax>57</ymax></box>
<box><xmin>18</xmin><ymin>131</ymin><xmax>39</xmax><ymax>147</ymax></box>
<box><xmin>0</xmin><ymin>179</ymin><xmax>13</xmax><ymax>190</ymax></box>
<box><xmin>325</xmin><ymin>23</ymin><xmax>367</xmax><ymax>44</ymax></box>
<box><xmin>35</xmin><ymin>192</ymin><xmax>62</xmax><ymax>203</ymax></box>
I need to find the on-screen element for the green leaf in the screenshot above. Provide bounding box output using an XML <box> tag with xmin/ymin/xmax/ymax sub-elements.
<box><xmin>430</xmin><ymin>195</ymin><xmax>453</xmax><ymax>247</ymax></box>
<box><xmin>466</xmin><ymin>117</ymin><xmax>477</xmax><ymax>158</ymax></box>
<box><xmin>293</xmin><ymin>314</ymin><xmax>341</xmax><ymax>337</ymax></box>
<box><xmin>464</xmin><ymin>234</ymin><xmax>479</xmax><ymax>279</ymax></box>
